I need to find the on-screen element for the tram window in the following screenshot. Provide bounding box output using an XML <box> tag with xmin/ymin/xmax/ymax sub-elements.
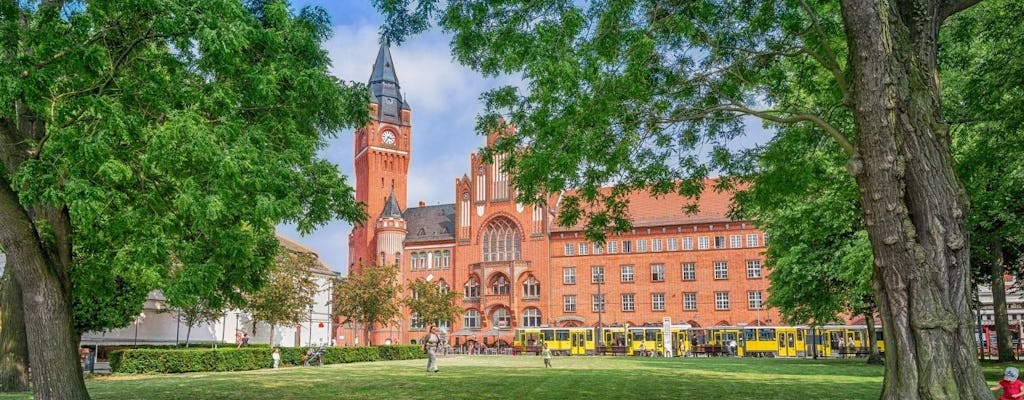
<box><xmin>543</xmin><ymin>329</ymin><xmax>554</xmax><ymax>341</ymax></box>
<box><xmin>556</xmin><ymin>330</ymin><xmax>569</xmax><ymax>340</ymax></box>
<box><xmin>646</xmin><ymin>330</ymin><xmax>658</xmax><ymax>341</ymax></box>
<box><xmin>743</xmin><ymin>329</ymin><xmax>755</xmax><ymax>341</ymax></box>
<box><xmin>797</xmin><ymin>330</ymin><xmax>804</xmax><ymax>341</ymax></box>
<box><xmin>759</xmin><ymin>329</ymin><xmax>776</xmax><ymax>341</ymax></box>
<box><xmin>631</xmin><ymin>329</ymin><xmax>643</xmax><ymax>341</ymax></box>
<box><xmin>587</xmin><ymin>330</ymin><xmax>594</xmax><ymax>341</ymax></box>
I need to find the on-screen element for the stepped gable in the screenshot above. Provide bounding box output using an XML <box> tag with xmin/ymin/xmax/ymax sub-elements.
<box><xmin>550</xmin><ymin>179</ymin><xmax>737</xmax><ymax>232</ymax></box>
<box><xmin>403</xmin><ymin>203</ymin><xmax>456</xmax><ymax>243</ymax></box>
<box><xmin>275</xmin><ymin>233</ymin><xmax>334</xmax><ymax>274</ymax></box>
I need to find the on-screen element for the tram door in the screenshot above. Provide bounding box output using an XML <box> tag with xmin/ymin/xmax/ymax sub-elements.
<box><xmin>570</xmin><ymin>331</ymin><xmax>587</xmax><ymax>355</ymax></box>
<box><xmin>778</xmin><ymin>330</ymin><xmax>797</xmax><ymax>357</ymax></box>
<box><xmin>672</xmin><ymin>330</ymin><xmax>690</xmax><ymax>356</ymax></box>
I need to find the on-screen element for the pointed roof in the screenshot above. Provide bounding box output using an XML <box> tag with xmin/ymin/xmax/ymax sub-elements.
<box><xmin>368</xmin><ymin>43</ymin><xmax>404</xmax><ymax>105</ymax></box>
<box><xmin>380</xmin><ymin>191</ymin><xmax>404</xmax><ymax>219</ymax></box>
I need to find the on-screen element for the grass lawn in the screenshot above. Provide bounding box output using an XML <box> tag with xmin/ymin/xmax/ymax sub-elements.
<box><xmin>0</xmin><ymin>356</ymin><xmax>1015</xmax><ymax>399</ymax></box>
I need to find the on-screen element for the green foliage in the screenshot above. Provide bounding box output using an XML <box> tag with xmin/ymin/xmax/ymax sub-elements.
<box><xmin>333</xmin><ymin>264</ymin><xmax>402</xmax><ymax>345</ymax></box>
<box><xmin>404</xmin><ymin>278</ymin><xmax>462</xmax><ymax>328</ymax></box>
<box><xmin>108</xmin><ymin>345</ymin><xmax>423</xmax><ymax>374</ymax></box>
<box><xmin>0</xmin><ymin>0</ymin><xmax>369</xmax><ymax>334</ymax></box>
<box><xmin>245</xmin><ymin>245</ymin><xmax>321</xmax><ymax>344</ymax></box>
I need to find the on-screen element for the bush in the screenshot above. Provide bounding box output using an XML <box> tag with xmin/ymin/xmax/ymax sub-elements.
<box><xmin>109</xmin><ymin>345</ymin><xmax>425</xmax><ymax>374</ymax></box>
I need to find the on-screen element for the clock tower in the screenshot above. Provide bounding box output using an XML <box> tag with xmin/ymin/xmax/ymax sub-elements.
<box><xmin>349</xmin><ymin>43</ymin><xmax>412</xmax><ymax>273</ymax></box>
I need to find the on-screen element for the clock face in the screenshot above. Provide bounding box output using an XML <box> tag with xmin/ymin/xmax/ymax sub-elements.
<box><xmin>381</xmin><ymin>131</ymin><xmax>396</xmax><ymax>145</ymax></box>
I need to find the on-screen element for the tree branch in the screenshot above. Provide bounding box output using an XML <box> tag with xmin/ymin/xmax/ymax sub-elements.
<box><xmin>675</xmin><ymin>103</ymin><xmax>854</xmax><ymax>156</ymax></box>
<box><xmin>938</xmin><ymin>0</ymin><xmax>984</xmax><ymax>23</ymax></box>
<box><xmin>798</xmin><ymin>0</ymin><xmax>850</xmax><ymax>103</ymax></box>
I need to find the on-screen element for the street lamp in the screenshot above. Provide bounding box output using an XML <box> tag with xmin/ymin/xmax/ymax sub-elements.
<box><xmin>595</xmin><ymin>273</ymin><xmax>604</xmax><ymax>347</ymax></box>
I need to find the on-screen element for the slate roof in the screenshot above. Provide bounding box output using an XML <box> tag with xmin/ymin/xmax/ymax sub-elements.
<box><xmin>403</xmin><ymin>204</ymin><xmax>456</xmax><ymax>243</ymax></box>
<box><xmin>368</xmin><ymin>43</ymin><xmax>409</xmax><ymax>110</ymax></box>
<box><xmin>380</xmin><ymin>192</ymin><xmax>403</xmax><ymax>219</ymax></box>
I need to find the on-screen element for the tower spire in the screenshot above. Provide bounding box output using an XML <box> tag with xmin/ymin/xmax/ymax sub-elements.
<box><xmin>369</xmin><ymin>42</ymin><xmax>403</xmax><ymax>104</ymax></box>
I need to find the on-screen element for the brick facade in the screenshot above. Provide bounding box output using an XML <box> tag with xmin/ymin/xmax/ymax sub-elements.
<box><xmin>340</xmin><ymin>45</ymin><xmax>779</xmax><ymax>347</ymax></box>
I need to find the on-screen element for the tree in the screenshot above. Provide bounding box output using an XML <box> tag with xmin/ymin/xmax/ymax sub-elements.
<box><xmin>0</xmin><ymin>1</ymin><xmax>368</xmax><ymax>398</ymax></box>
<box><xmin>1</xmin><ymin>265</ymin><xmax>30</xmax><ymax>392</ymax></box>
<box><xmin>376</xmin><ymin>0</ymin><xmax>992</xmax><ymax>397</ymax></box>
<box><xmin>332</xmin><ymin>264</ymin><xmax>402</xmax><ymax>346</ymax></box>
<box><xmin>941</xmin><ymin>0</ymin><xmax>1024</xmax><ymax>362</ymax></box>
<box><xmin>162</xmin><ymin>298</ymin><xmax>224</xmax><ymax>348</ymax></box>
<box><xmin>245</xmin><ymin>245</ymin><xmax>319</xmax><ymax>347</ymax></box>
<box><xmin>404</xmin><ymin>278</ymin><xmax>462</xmax><ymax>332</ymax></box>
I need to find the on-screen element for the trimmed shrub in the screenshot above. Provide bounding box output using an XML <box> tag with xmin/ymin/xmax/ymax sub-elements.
<box><xmin>110</xmin><ymin>345</ymin><xmax>425</xmax><ymax>374</ymax></box>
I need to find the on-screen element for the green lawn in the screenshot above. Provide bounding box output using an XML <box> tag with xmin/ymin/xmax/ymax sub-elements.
<box><xmin>0</xmin><ymin>356</ymin><xmax>1014</xmax><ymax>399</ymax></box>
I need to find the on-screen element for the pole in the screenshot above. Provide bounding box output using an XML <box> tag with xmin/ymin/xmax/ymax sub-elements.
<box><xmin>175</xmin><ymin>311</ymin><xmax>181</xmax><ymax>346</ymax></box>
<box><xmin>596</xmin><ymin>276</ymin><xmax>603</xmax><ymax>347</ymax></box>
<box><xmin>308</xmin><ymin>306</ymin><xmax>314</xmax><ymax>345</ymax></box>
<box><xmin>977</xmin><ymin>298</ymin><xmax>984</xmax><ymax>361</ymax></box>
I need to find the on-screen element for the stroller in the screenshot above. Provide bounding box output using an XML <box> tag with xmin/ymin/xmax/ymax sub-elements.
<box><xmin>304</xmin><ymin>344</ymin><xmax>327</xmax><ymax>367</ymax></box>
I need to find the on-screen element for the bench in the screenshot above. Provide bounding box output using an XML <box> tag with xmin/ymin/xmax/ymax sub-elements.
<box><xmin>595</xmin><ymin>345</ymin><xmax>629</xmax><ymax>356</ymax></box>
<box><xmin>836</xmin><ymin>347</ymin><xmax>871</xmax><ymax>357</ymax></box>
<box><xmin>691</xmin><ymin>344</ymin><xmax>724</xmax><ymax>357</ymax></box>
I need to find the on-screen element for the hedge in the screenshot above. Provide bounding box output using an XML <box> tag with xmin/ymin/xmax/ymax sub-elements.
<box><xmin>109</xmin><ymin>345</ymin><xmax>425</xmax><ymax>374</ymax></box>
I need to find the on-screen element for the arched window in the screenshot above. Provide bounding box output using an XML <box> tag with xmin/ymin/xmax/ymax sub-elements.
<box><xmin>438</xmin><ymin>279</ymin><xmax>450</xmax><ymax>294</ymax></box>
<box><xmin>442</xmin><ymin>250</ymin><xmax>451</xmax><ymax>269</ymax></box>
<box><xmin>491</xmin><ymin>307</ymin><xmax>511</xmax><ymax>328</ymax></box>
<box><xmin>433</xmin><ymin>251</ymin><xmax>442</xmax><ymax>269</ymax></box>
<box><xmin>464</xmin><ymin>276</ymin><xmax>480</xmax><ymax>299</ymax></box>
<box><xmin>522</xmin><ymin>275</ymin><xmax>540</xmax><ymax>299</ymax></box>
<box><xmin>522</xmin><ymin>308</ymin><xmax>541</xmax><ymax>327</ymax></box>
<box><xmin>464</xmin><ymin>309</ymin><xmax>481</xmax><ymax>328</ymax></box>
<box><xmin>481</xmin><ymin>218</ymin><xmax>521</xmax><ymax>262</ymax></box>
<box><xmin>491</xmin><ymin>274</ymin><xmax>510</xmax><ymax>295</ymax></box>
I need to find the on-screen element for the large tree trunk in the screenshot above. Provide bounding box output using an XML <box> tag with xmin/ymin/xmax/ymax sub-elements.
<box><xmin>0</xmin><ymin>180</ymin><xmax>90</xmax><ymax>400</ymax></box>
<box><xmin>840</xmin><ymin>0</ymin><xmax>989</xmax><ymax>398</ymax></box>
<box><xmin>0</xmin><ymin>271</ymin><xmax>30</xmax><ymax>392</ymax></box>
<box><xmin>991</xmin><ymin>240</ymin><xmax>1016</xmax><ymax>361</ymax></box>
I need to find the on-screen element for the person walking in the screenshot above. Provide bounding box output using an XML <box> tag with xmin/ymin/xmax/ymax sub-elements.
<box><xmin>423</xmin><ymin>326</ymin><xmax>442</xmax><ymax>373</ymax></box>
<box><xmin>542</xmin><ymin>342</ymin><xmax>552</xmax><ymax>368</ymax></box>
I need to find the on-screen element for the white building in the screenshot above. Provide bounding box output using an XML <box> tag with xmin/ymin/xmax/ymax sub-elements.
<box><xmin>81</xmin><ymin>234</ymin><xmax>338</xmax><ymax>348</ymax></box>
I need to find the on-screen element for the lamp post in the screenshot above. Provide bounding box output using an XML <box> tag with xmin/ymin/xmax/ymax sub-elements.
<box><xmin>595</xmin><ymin>273</ymin><xmax>604</xmax><ymax>347</ymax></box>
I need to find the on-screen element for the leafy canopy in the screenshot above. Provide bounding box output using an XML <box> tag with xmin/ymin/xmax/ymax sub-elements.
<box><xmin>1</xmin><ymin>0</ymin><xmax>369</xmax><ymax>333</ymax></box>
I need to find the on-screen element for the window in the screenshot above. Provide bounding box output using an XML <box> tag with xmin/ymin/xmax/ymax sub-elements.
<box><xmin>622</xmin><ymin>240</ymin><xmax>633</xmax><ymax>253</ymax></box>
<box><xmin>594</xmin><ymin>243</ymin><xmax>604</xmax><ymax>254</ymax></box>
<box><xmin>564</xmin><ymin>295</ymin><xmax>577</xmax><ymax>312</ymax></box>
<box><xmin>636</xmin><ymin>239</ymin><xmax>647</xmax><ymax>252</ymax></box>
<box><xmin>683</xmin><ymin>292</ymin><xmax>697</xmax><ymax>310</ymax></box>
<box><xmin>714</xmin><ymin>235</ymin><xmax>726</xmax><ymax>249</ymax></box>
<box><xmin>730</xmin><ymin>235</ymin><xmax>742</xmax><ymax>248</ymax></box>
<box><xmin>652</xmin><ymin>293</ymin><xmax>665</xmax><ymax>311</ymax></box>
<box><xmin>682</xmin><ymin>237</ymin><xmax>694</xmax><ymax>250</ymax></box>
<box><xmin>622</xmin><ymin>294</ymin><xmax>635</xmax><ymax>312</ymax></box>
<box><xmin>523</xmin><ymin>308</ymin><xmax>542</xmax><ymax>327</ymax></box>
<box><xmin>482</xmin><ymin>218</ymin><xmax>521</xmax><ymax>261</ymax></box>
<box><xmin>620</xmin><ymin>265</ymin><xmax>634</xmax><ymax>283</ymax></box>
<box><xmin>464</xmin><ymin>277</ymin><xmax>480</xmax><ymax>298</ymax></box>
<box><xmin>591</xmin><ymin>266</ymin><xmax>605</xmax><ymax>283</ymax></box>
<box><xmin>492</xmin><ymin>308</ymin><xmax>511</xmax><ymax>328</ymax></box>
<box><xmin>748</xmin><ymin>291</ymin><xmax>763</xmax><ymax>310</ymax></box>
<box><xmin>410</xmin><ymin>313</ymin><xmax>425</xmax><ymax>330</ymax></box>
<box><xmin>564</xmin><ymin>243</ymin><xmax>575</xmax><ymax>256</ymax></box>
<box><xmin>438</xmin><ymin>280</ymin><xmax>450</xmax><ymax>294</ymax></box>
<box><xmin>667</xmin><ymin>238</ymin><xmax>678</xmax><ymax>251</ymax></box>
<box><xmin>763</xmin><ymin>234</ymin><xmax>769</xmax><ymax>246</ymax></box>
<box><xmin>681</xmin><ymin>262</ymin><xmax>696</xmax><ymax>281</ymax></box>
<box><xmin>579</xmin><ymin>243</ymin><xmax>589</xmax><ymax>255</ymax></box>
<box><xmin>746</xmin><ymin>234</ymin><xmax>760</xmax><ymax>248</ymax></box>
<box><xmin>437</xmin><ymin>319</ymin><xmax>451</xmax><ymax>330</ymax></box>
<box><xmin>715</xmin><ymin>292</ymin><xmax>730</xmax><ymax>310</ymax></box>
<box><xmin>491</xmin><ymin>275</ymin><xmax>510</xmax><ymax>295</ymax></box>
<box><xmin>653</xmin><ymin>238</ymin><xmax>663</xmax><ymax>252</ymax></box>
<box><xmin>607</xmin><ymin>241</ymin><xmax>618</xmax><ymax>254</ymax></box>
<box><xmin>523</xmin><ymin>275</ymin><xmax>541</xmax><ymax>298</ymax></box>
<box><xmin>651</xmin><ymin>263</ymin><xmax>665</xmax><ymax>282</ymax></box>
<box><xmin>714</xmin><ymin>261</ymin><xmax>729</xmax><ymax>279</ymax></box>
<box><xmin>442</xmin><ymin>250</ymin><xmax>451</xmax><ymax>269</ymax></box>
<box><xmin>464</xmin><ymin>309</ymin><xmax>480</xmax><ymax>328</ymax></box>
<box><xmin>698</xmin><ymin>236</ymin><xmax>710</xmax><ymax>250</ymax></box>
<box><xmin>592</xmin><ymin>294</ymin><xmax>605</xmax><ymax>312</ymax></box>
<box><xmin>747</xmin><ymin>260</ymin><xmax>763</xmax><ymax>278</ymax></box>
<box><xmin>563</xmin><ymin>267</ymin><xmax>576</xmax><ymax>284</ymax></box>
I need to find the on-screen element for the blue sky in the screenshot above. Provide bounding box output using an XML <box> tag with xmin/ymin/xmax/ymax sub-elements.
<box><xmin>277</xmin><ymin>1</ymin><xmax>771</xmax><ymax>275</ymax></box>
<box><xmin>277</xmin><ymin>1</ymin><xmax>517</xmax><ymax>274</ymax></box>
